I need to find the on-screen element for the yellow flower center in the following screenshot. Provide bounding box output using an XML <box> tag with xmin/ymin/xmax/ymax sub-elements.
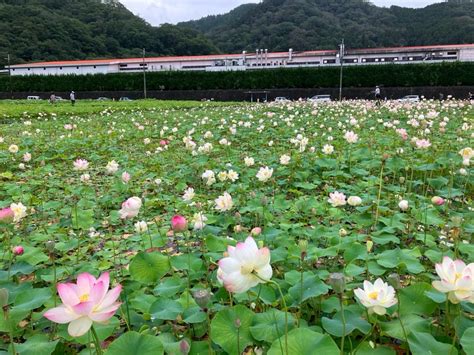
<box><xmin>368</xmin><ymin>291</ymin><xmax>379</xmax><ymax>300</ymax></box>
<box><xmin>241</xmin><ymin>264</ymin><xmax>254</xmax><ymax>275</ymax></box>
<box><xmin>79</xmin><ymin>294</ymin><xmax>90</xmax><ymax>302</ymax></box>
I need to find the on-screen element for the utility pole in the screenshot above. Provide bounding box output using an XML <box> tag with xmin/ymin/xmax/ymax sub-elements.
<box><xmin>339</xmin><ymin>39</ymin><xmax>344</xmax><ymax>101</ymax></box>
<box><xmin>142</xmin><ymin>48</ymin><xmax>147</xmax><ymax>99</ymax></box>
<box><xmin>6</xmin><ymin>54</ymin><xmax>12</xmax><ymax>99</ymax></box>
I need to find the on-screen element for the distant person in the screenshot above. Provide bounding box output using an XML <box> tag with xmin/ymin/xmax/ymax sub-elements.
<box><xmin>49</xmin><ymin>93</ymin><xmax>56</xmax><ymax>105</ymax></box>
<box><xmin>374</xmin><ymin>86</ymin><xmax>381</xmax><ymax>106</ymax></box>
<box><xmin>469</xmin><ymin>92</ymin><xmax>473</xmax><ymax>100</ymax></box>
<box><xmin>70</xmin><ymin>91</ymin><xmax>76</xmax><ymax>106</ymax></box>
<box><xmin>439</xmin><ymin>93</ymin><xmax>444</xmax><ymax>101</ymax></box>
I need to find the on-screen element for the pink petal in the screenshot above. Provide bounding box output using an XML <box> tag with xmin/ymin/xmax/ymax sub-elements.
<box><xmin>57</xmin><ymin>283</ymin><xmax>80</xmax><ymax>306</ymax></box>
<box><xmin>68</xmin><ymin>317</ymin><xmax>93</xmax><ymax>337</ymax></box>
<box><xmin>97</xmin><ymin>272</ymin><xmax>110</xmax><ymax>292</ymax></box>
<box><xmin>99</xmin><ymin>285</ymin><xmax>122</xmax><ymax>309</ymax></box>
<box><xmin>218</xmin><ymin>257</ymin><xmax>241</xmax><ymax>274</ymax></box>
<box><xmin>89</xmin><ymin>310</ymin><xmax>116</xmax><ymax>323</ymax></box>
<box><xmin>454</xmin><ymin>259</ymin><xmax>467</xmax><ymax>273</ymax></box>
<box><xmin>72</xmin><ymin>301</ymin><xmax>95</xmax><ymax>316</ymax></box>
<box><xmin>44</xmin><ymin>306</ymin><xmax>80</xmax><ymax>323</ymax></box>
<box><xmin>77</xmin><ymin>273</ymin><xmax>96</xmax><ymax>294</ymax></box>
<box><xmin>89</xmin><ymin>281</ymin><xmax>106</xmax><ymax>304</ymax></box>
<box><xmin>255</xmin><ymin>247</ymin><xmax>271</xmax><ymax>269</ymax></box>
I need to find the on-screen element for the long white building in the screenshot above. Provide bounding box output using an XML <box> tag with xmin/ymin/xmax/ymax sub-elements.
<box><xmin>7</xmin><ymin>44</ymin><xmax>474</xmax><ymax>76</ymax></box>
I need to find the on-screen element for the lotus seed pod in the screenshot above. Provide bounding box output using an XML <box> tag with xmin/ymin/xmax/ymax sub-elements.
<box><xmin>328</xmin><ymin>273</ymin><xmax>346</xmax><ymax>294</ymax></box>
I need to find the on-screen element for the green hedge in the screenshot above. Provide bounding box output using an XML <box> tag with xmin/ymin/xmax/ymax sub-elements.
<box><xmin>1</xmin><ymin>62</ymin><xmax>473</xmax><ymax>92</ymax></box>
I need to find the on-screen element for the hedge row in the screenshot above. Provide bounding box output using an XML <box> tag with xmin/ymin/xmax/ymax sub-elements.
<box><xmin>1</xmin><ymin>62</ymin><xmax>473</xmax><ymax>92</ymax></box>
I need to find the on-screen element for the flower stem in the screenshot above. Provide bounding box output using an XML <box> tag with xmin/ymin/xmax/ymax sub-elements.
<box><xmin>396</xmin><ymin>290</ymin><xmax>409</xmax><ymax>347</ymax></box>
<box><xmin>374</xmin><ymin>161</ymin><xmax>385</xmax><ymax>228</ymax></box>
<box><xmin>339</xmin><ymin>295</ymin><xmax>346</xmax><ymax>355</ymax></box>
<box><xmin>270</xmin><ymin>280</ymin><xmax>289</xmax><ymax>355</ymax></box>
<box><xmin>90</xmin><ymin>326</ymin><xmax>103</xmax><ymax>355</ymax></box>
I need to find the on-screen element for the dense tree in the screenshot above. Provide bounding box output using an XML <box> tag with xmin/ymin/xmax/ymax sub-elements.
<box><xmin>180</xmin><ymin>0</ymin><xmax>474</xmax><ymax>53</ymax></box>
<box><xmin>0</xmin><ymin>0</ymin><xmax>218</xmax><ymax>67</ymax></box>
<box><xmin>0</xmin><ymin>0</ymin><xmax>473</xmax><ymax>69</ymax></box>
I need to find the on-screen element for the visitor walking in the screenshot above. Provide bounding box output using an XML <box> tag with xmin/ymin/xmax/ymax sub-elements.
<box><xmin>49</xmin><ymin>93</ymin><xmax>56</xmax><ymax>105</ymax></box>
<box><xmin>374</xmin><ymin>86</ymin><xmax>381</xmax><ymax>106</ymax></box>
<box><xmin>70</xmin><ymin>91</ymin><xmax>76</xmax><ymax>106</ymax></box>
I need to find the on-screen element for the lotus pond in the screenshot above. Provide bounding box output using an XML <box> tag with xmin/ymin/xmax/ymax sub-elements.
<box><xmin>0</xmin><ymin>99</ymin><xmax>473</xmax><ymax>355</ymax></box>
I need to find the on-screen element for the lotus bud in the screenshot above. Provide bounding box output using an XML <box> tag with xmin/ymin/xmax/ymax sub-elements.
<box><xmin>235</xmin><ymin>318</ymin><xmax>241</xmax><ymax>328</ymax></box>
<box><xmin>0</xmin><ymin>288</ymin><xmax>8</xmax><ymax>308</ymax></box>
<box><xmin>431</xmin><ymin>196</ymin><xmax>445</xmax><ymax>206</ymax></box>
<box><xmin>250</xmin><ymin>227</ymin><xmax>262</xmax><ymax>236</ymax></box>
<box><xmin>233</xmin><ymin>225</ymin><xmax>243</xmax><ymax>233</ymax></box>
<box><xmin>298</xmin><ymin>239</ymin><xmax>308</xmax><ymax>253</ymax></box>
<box><xmin>171</xmin><ymin>215</ymin><xmax>187</xmax><ymax>232</ymax></box>
<box><xmin>12</xmin><ymin>246</ymin><xmax>24</xmax><ymax>256</ymax></box>
<box><xmin>339</xmin><ymin>228</ymin><xmax>348</xmax><ymax>237</ymax></box>
<box><xmin>366</xmin><ymin>240</ymin><xmax>374</xmax><ymax>252</ymax></box>
<box><xmin>328</xmin><ymin>273</ymin><xmax>346</xmax><ymax>294</ymax></box>
<box><xmin>179</xmin><ymin>340</ymin><xmax>190</xmax><ymax>355</ymax></box>
<box><xmin>45</xmin><ymin>240</ymin><xmax>55</xmax><ymax>252</ymax></box>
<box><xmin>398</xmin><ymin>200</ymin><xmax>409</xmax><ymax>211</ymax></box>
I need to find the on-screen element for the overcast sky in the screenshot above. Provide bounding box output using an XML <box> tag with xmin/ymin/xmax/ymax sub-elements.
<box><xmin>120</xmin><ymin>0</ymin><xmax>441</xmax><ymax>25</ymax></box>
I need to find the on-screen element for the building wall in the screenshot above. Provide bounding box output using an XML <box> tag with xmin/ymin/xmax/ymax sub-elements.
<box><xmin>8</xmin><ymin>46</ymin><xmax>473</xmax><ymax>76</ymax></box>
<box><xmin>11</xmin><ymin>64</ymin><xmax>116</xmax><ymax>76</ymax></box>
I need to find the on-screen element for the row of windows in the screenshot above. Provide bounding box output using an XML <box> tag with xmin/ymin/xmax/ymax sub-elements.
<box><xmin>11</xmin><ymin>51</ymin><xmax>461</xmax><ymax>72</ymax></box>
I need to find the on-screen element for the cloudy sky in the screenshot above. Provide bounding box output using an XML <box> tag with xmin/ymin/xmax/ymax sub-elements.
<box><xmin>120</xmin><ymin>0</ymin><xmax>441</xmax><ymax>25</ymax></box>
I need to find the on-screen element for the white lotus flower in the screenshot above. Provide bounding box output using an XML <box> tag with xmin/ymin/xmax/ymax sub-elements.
<box><xmin>432</xmin><ymin>256</ymin><xmax>474</xmax><ymax>304</ymax></box>
<box><xmin>215</xmin><ymin>192</ymin><xmax>233</xmax><ymax>212</ymax></box>
<box><xmin>256</xmin><ymin>166</ymin><xmax>273</xmax><ymax>182</ymax></box>
<box><xmin>134</xmin><ymin>221</ymin><xmax>148</xmax><ymax>233</ymax></box>
<box><xmin>244</xmin><ymin>157</ymin><xmax>255</xmax><ymax>167</ymax></box>
<box><xmin>192</xmin><ymin>213</ymin><xmax>208</xmax><ymax>230</ymax></box>
<box><xmin>10</xmin><ymin>202</ymin><xmax>27</xmax><ymax>223</ymax></box>
<box><xmin>280</xmin><ymin>154</ymin><xmax>291</xmax><ymax>165</ymax></box>
<box><xmin>354</xmin><ymin>279</ymin><xmax>397</xmax><ymax>315</ymax></box>
<box><xmin>182</xmin><ymin>187</ymin><xmax>195</xmax><ymax>202</ymax></box>
<box><xmin>106</xmin><ymin>160</ymin><xmax>119</xmax><ymax>174</ymax></box>
<box><xmin>217</xmin><ymin>237</ymin><xmax>272</xmax><ymax>294</ymax></box>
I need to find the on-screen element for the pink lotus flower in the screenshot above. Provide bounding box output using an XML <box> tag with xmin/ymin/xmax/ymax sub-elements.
<box><xmin>121</xmin><ymin>171</ymin><xmax>131</xmax><ymax>184</ymax></box>
<box><xmin>328</xmin><ymin>191</ymin><xmax>347</xmax><ymax>207</ymax></box>
<box><xmin>160</xmin><ymin>140</ymin><xmax>168</xmax><ymax>146</ymax></box>
<box><xmin>344</xmin><ymin>131</ymin><xmax>359</xmax><ymax>144</ymax></box>
<box><xmin>171</xmin><ymin>215</ymin><xmax>187</xmax><ymax>232</ymax></box>
<box><xmin>250</xmin><ymin>227</ymin><xmax>262</xmax><ymax>236</ymax></box>
<box><xmin>44</xmin><ymin>272</ymin><xmax>122</xmax><ymax>337</ymax></box>
<box><xmin>0</xmin><ymin>207</ymin><xmax>14</xmax><ymax>224</ymax></box>
<box><xmin>432</xmin><ymin>256</ymin><xmax>474</xmax><ymax>304</ymax></box>
<box><xmin>119</xmin><ymin>197</ymin><xmax>142</xmax><ymax>219</ymax></box>
<box><xmin>415</xmin><ymin>139</ymin><xmax>431</xmax><ymax>149</ymax></box>
<box><xmin>12</xmin><ymin>246</ymin><xmax>24</xmax><ymax>255</ymax></box>
<box><xmin>217</xmin><ymin>236</ymin><xmax>272</xmax><ymax>294</ymax></box>
<box><xmin>73</xmin><ymin>159</ymin><xmax>89</xmax><ymax>171</ymax></box>
<box><xmin>396</xmin><ymin>128</ymin><xmax>408</xmax><ymax>140</ymax></box>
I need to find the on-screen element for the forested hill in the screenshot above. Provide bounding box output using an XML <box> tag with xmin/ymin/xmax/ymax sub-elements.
<box><xmin>0</xmin><ymin>0</ymin><xmax>218</xmax><ymax>66</ymax></box>
<box><xmin>180</xmin><ymin>0</ymin><xmax>474</xmax><ymax>53</ymax></box>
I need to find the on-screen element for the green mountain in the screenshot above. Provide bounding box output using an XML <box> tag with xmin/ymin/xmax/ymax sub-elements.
<box><xmin>0</xmin><ymin>0</ymin><xmax>218</xmax><ymax>66</ymax></box>
<box><xmin>180</xmin><ymin>0</ymin><xmax>474</xmax><ymax>53</ymax></box>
